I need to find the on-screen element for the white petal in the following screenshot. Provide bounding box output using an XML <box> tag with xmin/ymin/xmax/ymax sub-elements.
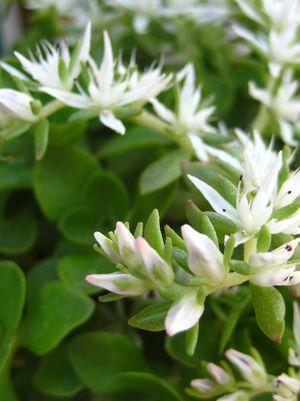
<box><xmin>181</xmin><ymin>224</ymin><xmax>225</xmax><ymax>283</ymax></box>
<box><xmin>235</xmin><ymin>0</ymin><xmax>265</xmax><ymax>24</ymax></box>
<box><xmin>250</xmin><ymin>265</ymin><xmax>299</xmax><ymax>287</ymax></box>
<box><xmin>188</xmin><ymin>134</ymin><xmax>209</xmax><ymax>162</ymax></box>
<box><xmin>0</xmin><ymin>61</ymin><xmax>28</xmax><ymax>81</ymax></box>
<box><xmin>217</xmin><ymin>392</ymin><xmax>247</xmax><ymax>401</ymax></box>
<box><xmin>100</xmin><ymin>112</ymin><xmax>126</xmax><ymax>135</ymax></box>
<box><xmin>293</xmin><ymin>301</ymin><xmax>300</xmax><ymax>348</ymax></box>
<box><xmin>165</xmin><ymin>291</ymin><xmax>204</xmax><ymax>336</ymax></box>
<box><xmin>151</xmin><ymin>98</ymin><xmax>175</xmax><ymax>124</ymax></box>
<box><xmin>187</xmin><ymin>175</ymin><xmax>239</xmax><ymax>225</ymax></box>
<box><xmin>249</xmin><ymin>239</ymin><xmax>300</xmax><ymax>269</ymax></box>
<box><xmin>204</xmin><ymin>144</ymin><xmax>242</xmax><ymax>171</ymax></box>
<box><xmin>115</xmin><ymin>221</ymin><xmax>136</xmax><ymax>261</ymax></box>
<box><xmin>85</xmin><ymin>272</ymin><xmax>146</xmax><ymax>295</ymax></box>
<box><xmin>41</xmin><ymin>87</ymin><xmax>89</xmax><ymax>108</ymax></box>
<box><xmin>248</xmin><ymin>81</ymin><xmax>271</xmax><ymax>107</ymax></box>
<box><xmin>279</xmin><ymin>120</ymin><xmax>297</xmax><ymax>146</ymax></box>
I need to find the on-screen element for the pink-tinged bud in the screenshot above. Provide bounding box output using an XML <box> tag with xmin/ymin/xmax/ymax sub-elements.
<box><xmin>165</xmin><ymin>291</ymin><xmax>204</xmax><ymax>336</ymax></box>
<box><xmin>85</xmin><ymin>272</ymin><xmax>147</xmax><ymax>296</ymax></box>
<box><xmin>181</xmin><ymin>224</ymin><xmax>225</xmax><ymax>284</ymax></box>
<box><xmin>115</xmin><ymin>222</ymin><xmax>139</xmax><ymax>268</ymax></box>
<box><xmin>94</xmin><ymin>231</ymin><xmax>120</xmax><ymax>263</ymax></box>
<box><xmin>225</xmin><ymin>349</ymin><xmax>267</xmax><ymax>388</ymax></box>
<box><xmin>135</xmin><ymin>237</ymin><xmax>174</xmax><ymax>285</ymax></box>
<box><xmin>217</xmin><ymin>391</ymin><xmax>248</xmax><ymax>401</ymax></box>
<box><xmin>190</xmin><ymin>378</ymin><xmax>215</xmax><ymax>394</ymax></box>
<box><xmin>207</xmin><ymin>363</ymin><xmax>231</xmax><ymax>385</ymax></box>
<box><xmin>273</xmin><ymin>373</ymin><xmax>300</xmax><ymax>400</ymax></box>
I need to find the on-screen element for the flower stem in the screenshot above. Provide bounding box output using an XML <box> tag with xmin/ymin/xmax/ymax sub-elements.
<box><xmin>244</xmin><ymin>237</ymin><xmax>257</xmax><ymax>262</ymax></box>
<box><xmin>39</xmin><ymin>100</ymin><xmax>65</xmax><ymax>120</ymax></box>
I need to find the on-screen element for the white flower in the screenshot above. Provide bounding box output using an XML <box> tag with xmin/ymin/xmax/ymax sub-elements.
<box><xmin>234</xmin><ymin>0</ymin><xmax>300</xmax><ymax>70</ymax></box>
<box><xmin>151</xmin><ymin>63</ymin><xmax>215</xmax><ymax>158</ymax></box>
<box><xmin>274</xmin><ymin>170</ymin><xmax>300</xmax><ymax>210</ymax></box>
<box><xmin>14</xmin><ymin>22</ymin><xmax>91</xmax><ymax>91</ymax></box>
<box><xmin>0</xmin><ymin>89</ymin><xmax>39</xmax><ymax>122</ymax></box>
<box><xmin>288</xmin><ymin>302</ymin><xmax>300</xmax><ymax>367</ymax></box>
<box><xmin>225</xmin><ymin>349</ymin><xmax>267</xmax><ymax>388</ymax></box>
<box><xmin>188</xmin><ymin>152</ymin><xmax>282</xmax><ymax>244</ymax></box>
<box><xmin>249</xmin><ymin>71</ymin><xmax>300</xmax><ymax>146</ymax></box>
<box><xmin>165</xmin><ymin>290</ymin><xmax>205</xmax><ymax>336</ymax></box>
<box><xmin>85</xmin><ymin>272</ymin><xmax>147</xmax><ymax>295</ymax></box>
<box><xmin>273</xmin><ymin>373</ymin><xmax>300</xmax><ymax>401</ymax></box>
<box><xmin>190</xmin><ymin>378</ymin><xmax>216</xmax><ymax>395</ymax></box>
<box><xmin>248</xmin><ymin>239</ymin><xmax>300</xmax><ymax>287</ymax></box>
<box><xmin>115</xmin><ymin>221</ymin><xmax>139</xmax><ymax>267</ymax></box>
<box><xmin>181</xmin><ymin>224</ymin><xmax>226</xmax><ymax>284</ymax></box>
<box><xmin>43</xmin><ymin>31</ymin><xmax>171</xmax><ymax>135</ymax></box>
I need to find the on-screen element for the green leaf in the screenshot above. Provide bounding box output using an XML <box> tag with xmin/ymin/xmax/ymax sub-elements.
<box><xmin>4</xmin><ymin>123</ymin><xmax>31</xmax><ymax>140</ymax></box>
<box><xmin>205</xmin><ymin>212</ymin><xmax>238</xmax><ymax>241</ymax></box>
<box><xmin>0</xmin><ymin>261</ymin><xmax>25</xmax><ymax>332</ymax></box>
<box><xmin>58</xmin><ymin>253</ymin><xmax>114</xmax><ymax>295</ymax></box>
<box><xmin>224</xmin><ymin>235</ymin><xmax>235</xmax><ymax>270</ymax></box>
<box><xmin>117</xmin><ymin>372</ymin><xmax>184</xmax><ymax>401</ymax></box>
<box><xmin>69</xmin><ymin>332</ymin><xmax>149</xmax><ymax>395</ymax></box>
<box><xmin>144</xmin><ymin>209</ymin><xmax>164</xmax><ymax>256</ymax></box>
<box><xmin>140</xmin><ymin>149</ymin><xmax>190</xmax><ymax>194</ymax></box>
<box><xmin>272</xmin><ymin>199</ymin><xmax>300</xmax><ymax>221</ymax></box>
<box><xmin>21</xmin><ymin>281</ymin><xmax>94</xmax><ymax>354</ymax></box>
<box><xmin>257</xmin><ymin>225</ymin><xmax>271</xmax><ymax>253</ymax></box>
<box><xmin>185</xmin><ymin>322</ymin><xmax>199</xmax><ymax>356</ymax></box>
<box><xmin>33</xmin><ymin>146</ymin><xmax>99</xmax><ymax>220</ymax></box>
<box><xmin>250</xmin><ymin>284</ymin><xmax>285</xmax><ymax>342</ymax></box>
<box><xmin>34</xmin><ymin>343</ymin><xmax>82</xmax><ymax>397</ymax></box>
<box><xmin>186</xmin><ymin>200</ymin><xmax>218</xmax><ymax>246</ymax></box>
<box><xmin>0</xmin><ymin>212</ymin><xmax>38</xmax><ymax>255</ymax></box>
<box><xmin>34</xmin><ymin>119</ymin><xmax>49</xmax><ymax>161</ymax></box>
<box><xmin>48</xmin><ymin>120</ymin><xmax>87</xmax><ymax>147</ymax></box>
<box><xmin>128</xmin><ymin>302</ymin><xmax>172</xmax><ymax>332</ymax></box>
<box><xmin>219</xmin><ymin>295</ymin><xmax>251</xmax><ymax>352</ymax></box>
<box><xmin>164</xmin><ymin>225</ymin><xmax>186</xmax><ymax>251</ymax></box>
<box><xmin>99</xmin><ymin>126</ymin><xmax>170</xmax><ymax>158</ymax></box>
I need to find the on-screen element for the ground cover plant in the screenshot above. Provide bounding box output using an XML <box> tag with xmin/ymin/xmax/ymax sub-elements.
<box><xmin>0</xmin><ymin>1</ymin><xmax>299</xmax><ymax>400</ymax></box>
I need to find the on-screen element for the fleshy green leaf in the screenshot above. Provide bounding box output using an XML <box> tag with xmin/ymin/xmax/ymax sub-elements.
<box><xmin>117</xmin><ymin>372</ymin><xmax>184</xmax><ymax>401</ymax></box>
<box><xmin>185</xmin><ymin>322</ymin><xmax>199</xmax><ymax>356</ymax></box>
<box><xmin>186</xmin><ymin>200</ymin><xmax>218</xmax><ymax>246</ymax></box>
<box><xmin>33</xmin><ymin>343</ymin><xmax>82</xmax><ymax>397</ymax></box>
<box><xmin>140</xmin><ymin>149</ymin><xmax>190</xmax><ymax>194</ymax></box>
<box><xmin>0</xmin><ymin>261</ymin><xmax>25</xmax><ymax>332</ymax></box>
<box><xmin>144</xmin><ymin>209</ymin><xmax>164</xmax><ymax>256</ymax></box>
<box><xmin>250</xmin><ymin>284</ymin><xmax>285</xmax><ymax>342</ymax></box>
<box><xmin>21</xmin><ymin>281</ymin><xmax>94</xmax><ymax>354</ymax></box>
<box><xmin>128</xmin><ymin>302</ymin><xmax>172</xmax><ymax>332</ymax></box>
<box><xmin>58</xmin><ymin>253</ymin><xmax>114</xmax><ymax>294</ymax></box>
<box><xmin>257</xmin><ymin>225</ymin><xmax>271</xmax><ymax>253</ymax></box>
<box><xmin>34</xmin><ymin>119</ymin><xmax>49</xmax><ymax>161</ymax></box>
<box><xmin>69</xmin><ymin>332</ymin><xmax>149</xmax><ymax>394</ymax></box>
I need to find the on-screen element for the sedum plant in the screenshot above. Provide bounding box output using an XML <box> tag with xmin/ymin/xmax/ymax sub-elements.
<box><xmin>0</xmin><ymin>1</ymin><xmax>299</xmax><ymax>401</ymax></box>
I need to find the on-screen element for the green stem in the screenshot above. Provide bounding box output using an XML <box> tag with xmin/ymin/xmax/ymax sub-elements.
<box><xmin>244</xmin><ymin>237</ymin><xmax>257</xmax><ymax>262</ymax></box>
<box><xmin>39</xmin><ymin>100</ymin><xmax>64</xmax><ymax>120</ymax></box>
<box><xmin>132</xmin><ymin>110</ymin><xmax>192</xmax><ymax>151</ymax></box>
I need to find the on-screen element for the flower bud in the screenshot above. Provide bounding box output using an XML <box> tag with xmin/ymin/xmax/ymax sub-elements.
<box><xmin>94</xmin><ymin>231</ymin><xmax>120</xmax><ymax>264</ymax></box>
<box><xmin>115</xmin><ymin>222</ymin><xmax>140</xmax><ymax>268</ymax></box>
<box><xmin>135</xmin><ymin>236</ymin><xmax>174</xmax><ymax>285</ymax></box>
<box><xmin>165</xmin><ymin>290</ymin><xmax>204</xmax><ymax>336</ymax></box>
<box><xmin>85</xmin><ymin>272</ymin><xmax>147</xmax><ymax>296</ymax></box>
<box><xmin>273</xmin><ymin>374</ymin><xmax>300</xmax><ymax>401</ymax></box>
<box><xmin>225</xmin><ymin>349</ymin><xmax>267</xmax><ymax>388</ymax></box>
<box><xmin>181</xmin><ymin>224</ymin><xmax>226</xmax><ymax>284</ymax></box>
<box><xmin>207</xmin><ymin>363</ymin><xmax>231</xmax><ymax>385</ymax></box>
<box><xmin>190</xmin><ymin>378</ymin><xmax>216</xmax><ymax>395</ymax></box>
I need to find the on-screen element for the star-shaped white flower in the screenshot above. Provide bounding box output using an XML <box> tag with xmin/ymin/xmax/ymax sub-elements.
<box><xmin>43</xmin><ymin>31</ymin><xmax>171</xmax><ymax>134</ymax></box>
<box><xmin>14</xmin><ymin>22</ymin><xmax>91</xmax><ymax>91</ymax></box>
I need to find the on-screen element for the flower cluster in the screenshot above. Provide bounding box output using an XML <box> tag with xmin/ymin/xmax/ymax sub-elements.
<box><xmin>189</xmin><ymin>302</ymin><xmax>300</xmax><ymax>400</ymax></box>
<box><xmin>234</xmin><ymin>0</ymin><xmax>300</xmax><ymax>144</ymax></box>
